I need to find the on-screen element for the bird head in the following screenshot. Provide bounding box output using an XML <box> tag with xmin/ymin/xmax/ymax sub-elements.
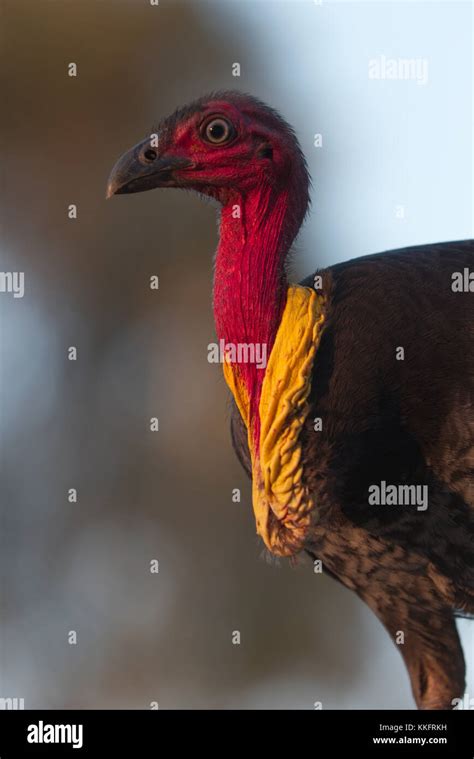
<box><xmin>106</xmin><ymin>91</ymin><xmax>310</xmax><ymax>208</ymax></box>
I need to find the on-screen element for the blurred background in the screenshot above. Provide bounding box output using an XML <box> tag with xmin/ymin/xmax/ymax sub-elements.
<box><xmin>1</xmin><ymin>0</ymin><xmax>472</xmax><ymax>709</ymax></box>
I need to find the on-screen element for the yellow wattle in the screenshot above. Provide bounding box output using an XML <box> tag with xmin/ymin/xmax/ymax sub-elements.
<box><xmin>223</xmin><ymin>285</ymin><xmax>326</xmax><ymax>556</ymax></box>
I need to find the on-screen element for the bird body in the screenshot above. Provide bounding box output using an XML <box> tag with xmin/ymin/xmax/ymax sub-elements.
<box><xmin>233</xmin><ymin>240</ymin><xmax>474</xmax><ymax>709</ymax></box>
<box><xmin>107</xmin><ymin>92</ymin><xmax>474</xmax><ymax>709</ymax></box>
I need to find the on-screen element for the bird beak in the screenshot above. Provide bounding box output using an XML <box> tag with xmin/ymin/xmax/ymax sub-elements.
<box><xmin>106</xmin><ymin>138</ymin><xmax>193</xmax><ymax>198</ymax></box>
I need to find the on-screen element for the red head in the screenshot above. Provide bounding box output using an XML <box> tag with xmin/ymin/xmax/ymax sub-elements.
<box><xmin>107</xmin><ymin>91</ymin><xmax>309</xmax><ymax>227</ymax></box>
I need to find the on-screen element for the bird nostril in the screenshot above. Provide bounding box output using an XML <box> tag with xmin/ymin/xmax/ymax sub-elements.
<box><xmin>144</xmin><ymin>149</ymin><xmax>157</xmax><ymax>161</ymax></box>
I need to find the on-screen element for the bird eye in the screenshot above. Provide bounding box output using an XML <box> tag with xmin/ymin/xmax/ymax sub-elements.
<box><xmin>202</xmin><ymin>117</ymin><xmax>235</xmax><ymax>145</ymax></box>
<box><xmin>144</xmin><ymin>149</ymin><xmax>157</xmax><ymax>161</ymax></box>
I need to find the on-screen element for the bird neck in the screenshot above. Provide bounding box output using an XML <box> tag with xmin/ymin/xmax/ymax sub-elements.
<box><xmin>213</xmin><ymin>183</ymin><xmax>302</xmax><ymax>436</ymax></box>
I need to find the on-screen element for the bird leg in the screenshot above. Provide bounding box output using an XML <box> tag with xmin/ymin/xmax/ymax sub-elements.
<box><xmin>370</xmin><ymin>600</ymin><xmax>465</xmax><ymax>710</ymax></box>
<box><xmin>308</xmin><ymin>525</ymin><xmax>466</xmax><ymax>709</ymax></box>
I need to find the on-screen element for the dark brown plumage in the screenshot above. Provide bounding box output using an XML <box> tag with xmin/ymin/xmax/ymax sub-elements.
<box><xmin>232</xmin><ymin>240</ymin><xmax>474</xmax><ymax>708</ymax></box>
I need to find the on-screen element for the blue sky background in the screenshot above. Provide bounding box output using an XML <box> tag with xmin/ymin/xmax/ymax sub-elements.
<box><xmin>211</xmin><ymin>0</ymin><xmax>472</xmax><ymax>273</ymax></box>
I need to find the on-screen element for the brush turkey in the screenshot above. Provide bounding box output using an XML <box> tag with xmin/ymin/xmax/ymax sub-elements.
<box><xmin>107</xmin><ymin>92</ymin><xmax>474</xmax><ymax>710</ymax></box>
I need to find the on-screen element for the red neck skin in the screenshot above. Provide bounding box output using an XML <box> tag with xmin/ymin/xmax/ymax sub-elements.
<box><xmin>213</xmin><ymin>182</ymin><xmax>303</xmax><ymax>447</ymax></box>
